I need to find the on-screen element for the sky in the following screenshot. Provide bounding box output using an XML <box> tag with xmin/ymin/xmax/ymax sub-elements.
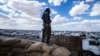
<box><xmin>0</xmin><ymin>0</ymin><xmax>100</xmax><ymax>32</ymax></box>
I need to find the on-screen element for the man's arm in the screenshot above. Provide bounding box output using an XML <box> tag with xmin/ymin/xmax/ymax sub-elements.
<box><xmin>44</xmin><ymin>13</ymin><xmax>50</xmax><ymax>24</ymax></box>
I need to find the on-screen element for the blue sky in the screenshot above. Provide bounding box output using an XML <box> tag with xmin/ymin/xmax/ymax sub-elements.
<box><xmin>0</xmin><ymin>0</ymin><xmax>100</xmax><ymax>32</ymax></box>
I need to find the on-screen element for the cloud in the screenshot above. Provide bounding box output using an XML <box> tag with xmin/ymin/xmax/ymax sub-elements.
<box><xmin>52</xmin><ymin>14</ymin><xmax>68</xmax><ymax>25</ymax></box>
<box><xmin>9</xmin><ymin>13</ymin><xmax>42</xmax><ymax>25</ymax></box>
<box><xmin>86</xmin><ymin>0</ymin><xmax>94</xmax><ymax>2</ymax></box>
<box><xmin>0</xmin><ymin>0</ymin><xmax>6</xmax><ymax>3</ymax></box>
<box><xmin>51</xmin><ymin>19</ymin><xmax>100</xmax><ymax>31</ymax></box>
<box><xmin>51</xmin><ymin>9</ymin><xmax>58</xmax><ymax>15</ymax></box>
<box><xmin>1</xmin><ymin>0</ymin><xmax>28</xmax><ymax>2</ymax></box>
<box><xmin>73</xmin><ymin>16</ymin><xmax>82</xmax><ymax>20</ymax></box>
<box><xmin>73</xmin><ymin>1</ymin><xmax>81</xmax><ymax>5</ymax></box>
<box><xmin>79</xmin><ymin>20</ymin><xmax>100</xmax><ymax>31</ymax></box>
<box><xmin>90</xmin><ymin>2</ymin><xmax>100</xmax><ymax>16</ymax></box>
<box><xmin>69</xmin><ymin>1</ymin><xmax>90</xmax><ymax>16</ymax></box>
<box><xmin>7</xmin><ymin>0</ymin><xmax>46</xmax><ymax>17</ymax></box>
<box><xmin>48</xmin><ymin>0</ymin><xmax>67</xmax><ymax>6</ymax></box>
<box><xmin>0</xmin><ymin>13</ymin><xmax>10</xmax><ymax>19</ymax></box>
<box><xmin>0</xmin><ymin>0</ymin><xmax>46</xmax><ymax>30</ymax></box>
<box><xmin>0</xmin><ymin>0</ymin><xmax>100</xmax><ymax>31</ymax></box>
<box><xmin>0</xmin><ymin>5</ymin><xmax>15</xmax><ymax>14</ymax></box>
<box><xmin>0</xmin><ymin>14</ymin><xmax>43</xmax><ymax>30</ymax></box>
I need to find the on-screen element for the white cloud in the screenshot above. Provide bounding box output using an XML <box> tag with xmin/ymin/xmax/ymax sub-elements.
<box><xmin>51</xmin><ymin>9</ymin><xmax>58</xmax><ymax>15</ymax></box>
<box><xmin>0</xmin><ymin>0</ymin><xmax>27</xmax><ymax>4</ymax></box>
<box><xmin>64</xmin><ymin>0</ymin><xmax>67</xmax><ymax>3</ymax></box>
<box><xmin>0</xmin><ymin>5</ymin><xmax>15</xmax><ymax>13</ymax></box>
<box><xmin>0</xmin><ymin>13</ymin><xmax>10</xmax><ymax>19</ymax></box>
<box><xmin>49</xmin><ymin>0</ymin><xmax>53</xmax><ymax>4</ymax></box>
<box><xmin>9</xmin><ymin>12</ymin><xmax>42</xmax><ymax>25</ymax></box>
<box><xmin>41</xmin><ymin>2</ymin><xmax>47</xmax><ymax>6</ymax></box>
<box><xmin>0</xmin><ymin>0</ymin><xmax>45</xmax><ymax>30</ymax></box>
<box><xmin>48</xmin><ymin>0</ymin><xmax>67</xmax><ymax>6</ymax></box>
<box><xmin>69</xmin><ymin>1</ymin><xmax>90</xmax><ymax>16</ymax></box>
<box><xmin>90</xmin><ymin>2</ymin><xmax>100</xmax><ymax>16</ymax></box>
<box><xmin>7</xmin><ymin>0</ymin><xmax>46</xmax><ymax>17</ymax></box>
<box><xmin>79</xmin><ymin>20</ymin><xmax>100</xmax><ymax>31</ymax></box>
<box><xmin>73</xmin><ymin>16</ymin><xmax>82</xmax><ymax>20</ymax></box>
<box><xmin>0</xmin><ymin>0</ymin><xmax>8</xmax><ymax>3</ymax></box>
<box><xmin>73</xmin><ymin>1</ymin><xmax>81</xmax><ymax>5</ymax></box>
<box><xmin>0</xmin><ymin>0</ymin><xmax>100</xmax><ymax>31</ymax></box>
<box><xmin>0</xmin><ymin>13</ymin><xmax>43</xmax><ymax>30</ymax></box>
<box><xmin>52</xmin><ymin>14</ymin><xmax>68</xmax><ymax>25</ymax></box>
<box><xmin>86</xmin><ymin>0</ymin><xmax>94</xmax><ymax>2</ymax></box>
<box><xmin>51</xmin><ymin>19</ymin><xmax>100</xmax><ymax>31</ymax></box>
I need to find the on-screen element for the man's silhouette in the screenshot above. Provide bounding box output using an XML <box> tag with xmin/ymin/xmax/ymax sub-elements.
<box><xmin>41</xmin><ymin>8</ymin><xmax>51</xmax><ymax>44</ymax></box>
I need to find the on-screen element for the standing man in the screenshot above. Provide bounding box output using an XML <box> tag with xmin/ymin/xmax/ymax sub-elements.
<box><xmin>41</xmin><ymin>8</ymin><xmax>51</xmax><ymax>44</ymax></box>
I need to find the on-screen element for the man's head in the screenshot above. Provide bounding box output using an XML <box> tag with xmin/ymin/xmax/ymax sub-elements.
<box><xmin>45</xmin><ymin>8</ymin><xmax>51</xmax><ymax>14</ymax></box>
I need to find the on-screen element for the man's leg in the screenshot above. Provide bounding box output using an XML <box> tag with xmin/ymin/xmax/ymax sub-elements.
<box><xmin>46</xmin><ymin>27</ymin><xmax>51</xmax><ymax>44</ymax></box>
<box><xmin>42</xmin><ymin>29</ymin><xmax>45</xmax><ymax>42</ymax></box>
